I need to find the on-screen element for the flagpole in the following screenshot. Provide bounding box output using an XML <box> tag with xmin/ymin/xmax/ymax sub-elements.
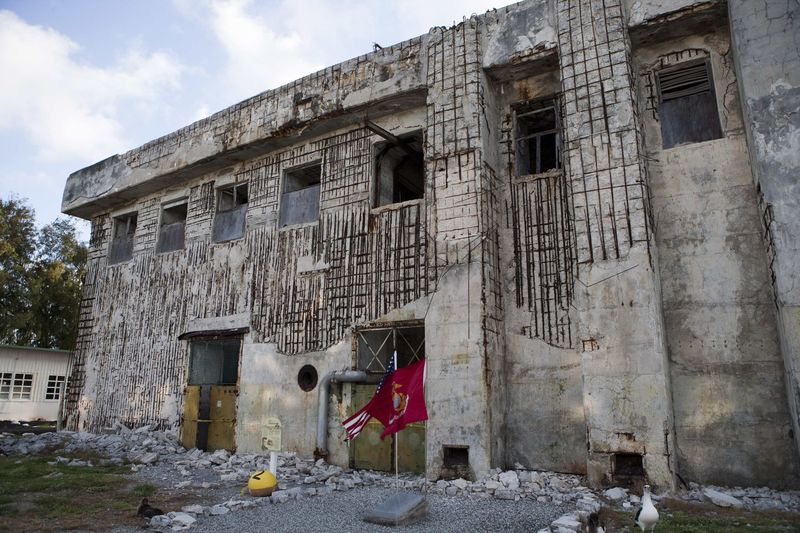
<box><xmin>394</xmin><ymin>350</ymin><xmax>399</xmax><ymax>490</ymax></box>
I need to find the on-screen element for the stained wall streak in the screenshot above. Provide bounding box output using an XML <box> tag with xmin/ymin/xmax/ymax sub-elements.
<box><xmin>509</xmin><ymin>174</ymin><xmax>576</xmax><ymax>347</ymax></box>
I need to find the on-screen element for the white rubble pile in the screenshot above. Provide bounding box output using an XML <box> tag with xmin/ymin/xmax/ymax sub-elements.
<box><xmin>4</xmin><ymin>426</ymin><xmax>800</xmax><ymax>531</ymax></box>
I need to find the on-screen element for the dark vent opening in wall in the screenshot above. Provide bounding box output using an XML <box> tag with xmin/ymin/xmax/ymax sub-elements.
<box><xmin>612</xmin><ymin>452</ymin><xmax>645</xmax><ymax>490</ymax></box>
<box><xmin>444</xmin><ymin>446</ymin><xmax>469</xmax><ymax>466</ymax></box>
<box><xmin>297</xmin><ymin>365</ymin><xmax>318</xmax><ymax>392</ymax></box>
<box><xmin>440</xmin><ymin>445</ymin><xmax>471</xmax><ymax>480</ymax></box>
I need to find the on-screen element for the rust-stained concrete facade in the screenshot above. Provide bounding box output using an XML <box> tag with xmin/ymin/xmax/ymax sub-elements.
<box><xmin>62</xmin><ymin>0</ymin><xmax>800</xmax><ymax>489</ymax></box>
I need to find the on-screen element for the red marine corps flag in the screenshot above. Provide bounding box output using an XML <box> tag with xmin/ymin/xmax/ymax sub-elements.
<box><xmin>342</xmin><ymin>355</ymin><xmax>427</xmax><ymax>441</ymax></box>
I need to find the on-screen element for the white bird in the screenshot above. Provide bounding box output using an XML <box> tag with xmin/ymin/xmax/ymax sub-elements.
<box><xmin>635</xmin><ymin>484</ymin><xmax>659</xmax><ymax>532</ymax></box>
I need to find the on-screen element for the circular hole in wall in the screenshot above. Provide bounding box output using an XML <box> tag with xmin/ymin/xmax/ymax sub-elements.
<box><xmin>297</xmin><ymin>364</ymin><xmax>318</xmax><ymax>392</ymax></box>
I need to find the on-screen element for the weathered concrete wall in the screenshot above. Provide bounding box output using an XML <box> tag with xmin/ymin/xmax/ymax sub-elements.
<box><xmin>729</xmin><ymin>0</ymin><xmax>800</xmax><ymax>468</ymax></box>
<box><xmin>556</xmin><ymin>0</ymin><xmax>676</xmax><ymax>489</ymax></box>
<box><xmin>635</xmin><ymin>24</ymin><xmax>800</xmax><ymax>488</ymax></box>
<box><xmin>65</xmin><ymin>116</ymin><xmax>431</xmax><ymax>444</ymax></box>
<box><xmin>62</xmin><ymin>39</ymin><xmax>427</xmax><ymax>219</ymax></box>
<box><xmin>490</xmin><ymin>63</ymin><xmax>587</xmax><ymax>474</ymax></box>
<box><xmin>62</xmin><ymin>0</ymin><xmax>800</xmax><ymax>489</ymax></box>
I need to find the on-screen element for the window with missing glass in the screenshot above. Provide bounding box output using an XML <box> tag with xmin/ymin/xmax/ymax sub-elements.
<box><xmin>213</xmin><ymin>183</ymin><xmax>248</xmax><ymax>243</ymax></box>
<box><xmin>656</xmin><ymin>59</ymin><xmax>722</xmax><ymax>149</ymax></box>
<box><xmin>156</xmin><ymin>202</ymin><xmax>187</xmax><ymax>253</ymax></box>
<box><xmin>280</xmin><ymin>163</ymin><xmax>321</xmax><ymax>227</ymax></box>
<box><xmin>355</xmin><ymin>324</ymin><xmax>425</xmax><ymax>374</ymax></box>
<box><xmin>515</xmin><ymin>99</ymin><xmax>562</xmax><ymax>176</ymax></box>
<box><xmin>45</xmin><ymin>375</ymin><xmax>66</xmax><ymax>401</ymax></box>
<box><xmin>374</xmin><ymin>131</ymin><xmax>424</xmax><ymax>207</ymax></box>
<box><xmin>109</xmin><ymin>213</ymin><xmax>137</xmax><ymax>264</ymax></box>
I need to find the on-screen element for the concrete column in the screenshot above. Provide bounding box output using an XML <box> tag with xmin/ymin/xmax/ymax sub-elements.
<box><xmin>728</xmin><ymin>0</ymin><xmax>800</xmax><ymax>459</ymax></box>
<box><xmin>556</xmin><ymin>0</ymin><xmax>676</xmax><ymax>489</ymax></box>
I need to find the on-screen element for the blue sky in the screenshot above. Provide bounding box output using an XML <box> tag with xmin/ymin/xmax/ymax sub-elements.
<box><xmin>0</xmin><ymin>0</ymin><xmax>503</xmax><ymax>239</ymax></box>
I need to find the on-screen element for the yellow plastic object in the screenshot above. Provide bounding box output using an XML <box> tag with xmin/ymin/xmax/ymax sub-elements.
<box><xmin>248</xmin><ymin>470</ymin><xmax>278</xmax><ymax>497</ymax></box>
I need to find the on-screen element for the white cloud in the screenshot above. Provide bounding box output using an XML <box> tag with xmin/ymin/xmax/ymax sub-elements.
<box><xmin>207</xmin><ymin>0</ymin><xmax>324</xmax><ymax>100</ymax></box>
<box><xmin>195</xmin><ymin>0</ymin><xmax>503</xmax><ymax>107</ymax></box>
<box><xmin>0</xmin><ymin>10</ymin><xmax>184</xmax><ymax>163</ymax></box>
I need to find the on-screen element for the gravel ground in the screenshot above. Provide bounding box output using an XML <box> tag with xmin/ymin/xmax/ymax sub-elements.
<box><xmin>113</xmin><ymin>487</ymin><xmax>570</xmax><ymax>533</ymax></box>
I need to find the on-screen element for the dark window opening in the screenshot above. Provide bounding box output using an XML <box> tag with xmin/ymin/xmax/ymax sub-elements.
<box><xmin>280</xmin><ymin>163</ymin><xmax>321</xmax><ymax>227</ymax></box>
<box><xmin>213</xmin><ymin>183</ymin><xmax>248</xmax><ymax>243</ymax></box>
<box><xmin>515</xmin><ymin>99</ymin><xmax>561</xmax><ymax>176</ymax></box>
<box><xmin>156</xmin><ymin>202</ymin><xmax>187</xmax><ymax>253</ymax></box>
<box><xmin>656</xmin><ymin>59</ymin><xmax>722</xmax><ymax>149</ymax></box>
<box><xmin>374</xmin><ymin>131</ymin><xmax>424</xmax><ymax>207</ymax></box>
<box><xmin>109</xmin><ymin>213</ymin><xmax>137</xmax><ymax>264</ymax></box>
<box><xmin>297</xmin><ymin>364</ymin><xmax>318</xmax><ymax>392</ymax></box>
<box><xmin>187</xmin><ymin>339</ymin><xmax>241</xmax><ymax>385</ymax></box>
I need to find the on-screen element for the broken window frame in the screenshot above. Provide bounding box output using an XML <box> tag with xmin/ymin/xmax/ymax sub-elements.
<box><xmin>354</xmin><ymin>322</ymin><xmax>425</xmax><ymax>374</ymax></box>
<box><xmin>186</xmin><ymin>336</ymin><xmax>242</xmax><ymax>386</ymax></box>
<box><xmin>108</xmin><ymin>212</ymin><xmax>137</xmax><ymax>265</ymax></box>
<box><xmin>655</xmin><ymin>58</ymin><xmax>723</xmax><ymax>149</ymax></box>
<box><xmin>279</xmin><ymin>161</ymin><xmax>322</xmax><ymax>228</ymax></box>
<box><xmin>372</xmin><ymin>129</ymin><xmax>425</xmax><ymax>209</ymax></box>
<box><xmin>514</xmin><ymin>98</ymin><xmax>562</xmax><ymax>177</ymax></box>
<box><xmin>212</xmin><ymin>182</ymin><xmax>248</xmax><ymax>243</ymax></box>
<box><xmin>45</xmin><ymin>375</ymin><xmax>66</xmax><ymax>401</ymax></box>
<box><xmin>156</xmin><ymin>200</ymin><xmax>188</xmax><ymax>254</ymax></box>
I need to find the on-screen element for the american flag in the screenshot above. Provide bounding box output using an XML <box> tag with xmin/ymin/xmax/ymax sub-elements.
<box><xmin>342</xmin><ymin>352</ymin><xmax>396</xmax><ymax>441</ymax></box>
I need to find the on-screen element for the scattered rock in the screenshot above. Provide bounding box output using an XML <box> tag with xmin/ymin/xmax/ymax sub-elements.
<box><xmin>499</xmin><ymin>471</ymin><xmax>520</xmax><ymax>491</ymax></box>
<box><xmin>604</xmin><ymin>487</ymin><xmax>627</xmax><ymax>501</ymax></box>
<box><xmin>704</xmin><ymin>488</ymin><xmax>744</xmax><ymax>508</ymax></box>
<box><xmin>209</xmin><ymin>504</ymin><xmax>229</xmax><ymax>515</ymax></box>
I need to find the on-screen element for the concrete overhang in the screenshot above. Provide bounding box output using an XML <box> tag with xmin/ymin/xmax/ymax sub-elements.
<box><xmin>626</xmin><ymin>0</ymin><xmax>728</xmax><ymax>46</ymax></box>
<box><xmin>62</xmin><ymin>37</ymin><xmax>427</xmax><ymax>220</ymax></box>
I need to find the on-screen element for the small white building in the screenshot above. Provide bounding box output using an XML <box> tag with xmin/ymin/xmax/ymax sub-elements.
<box><xmin>0</xmin><ymin>345</ymin><xmax>71</xmax><ymax>422</ymax></box>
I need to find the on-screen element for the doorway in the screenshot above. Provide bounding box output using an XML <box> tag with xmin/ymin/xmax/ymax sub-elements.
<box><xmin>181</xmin><ymin>338</ymin><xmax>240</xmax><ymax>451</ymax></box>
<box><xmin>349</xmin><ymin>323</ymin><xmax>426</xmax><ymax>473</ymax></box>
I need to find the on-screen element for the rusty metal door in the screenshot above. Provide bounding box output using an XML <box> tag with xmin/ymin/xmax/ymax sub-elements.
<box><xmin>181</xmin><ymin>385</ymin><xmax>200</xmax><ymax>450</ymax></box>
<box><xmin>350</xmin><ymin>324</ymin><xmax>426</xmax><ymax>474</ymax></box>
<box><xmin>181</xmin><ymin>338</ymin><xmax>241</xmax><ymax>452</ymax></box>
<box><xmin>207</xmin><ymin>385</ymin><xmax>237</xmax><ymax>451</ymax></box>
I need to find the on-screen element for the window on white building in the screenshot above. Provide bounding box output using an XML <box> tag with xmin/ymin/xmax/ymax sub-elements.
<box><xmin>0</xmin><ymin>373</ymin><xmax>11</xmax><ymax>399</ymax></box>
<box><xmin>11</xmin><ymin>373</ymin><xmax>33</xmax><ymax>400</ymax></box>
<box><xmin>45</xmin><ymin>375</ymin><xmax>66</xmax><ymax>401</ymax></box>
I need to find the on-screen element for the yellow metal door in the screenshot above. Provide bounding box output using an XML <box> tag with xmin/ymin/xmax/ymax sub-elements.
<box><xmin>207</xmin><ymin>385</ymin><xmax>237</xmax><ymax>451</ymax></box>
<box><xmin>181</xmin><ymin>385</ymin><xmax>200</xmax><ymax>450</ymax></box>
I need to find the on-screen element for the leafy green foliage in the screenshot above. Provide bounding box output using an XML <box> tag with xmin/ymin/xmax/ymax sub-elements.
<box><xmin>0</xmin><ymin>196</ymin><xmax>87</xmax><ymax>349</ymax></box>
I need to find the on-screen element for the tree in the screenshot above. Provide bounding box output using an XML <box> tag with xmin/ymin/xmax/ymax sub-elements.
<box><xmin>0</xmin><ymin>197</ymin><xmax>37</xmax><ymax>342</ymax></box>
<box><xmin>0</xmin><ymin>197</ymin><xmax>87</xmax><ymax>350</ymax></box>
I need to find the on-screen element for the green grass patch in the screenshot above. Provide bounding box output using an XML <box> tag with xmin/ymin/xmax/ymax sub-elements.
<box><xmin>133</xmin><ymin>483</ymin><xmax>157</xmax><ymax>498</ymax></box>
<box><xmin>600</xmin><ymin>502</ymin><xmax>800</xmax><ymax>532</ymax></box>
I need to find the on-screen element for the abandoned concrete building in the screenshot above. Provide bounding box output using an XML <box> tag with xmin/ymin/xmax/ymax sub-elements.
<box><xmin>61</xmin><ymin>0</ymin><xmax>800</xmax><ymax>490</ymax></box>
